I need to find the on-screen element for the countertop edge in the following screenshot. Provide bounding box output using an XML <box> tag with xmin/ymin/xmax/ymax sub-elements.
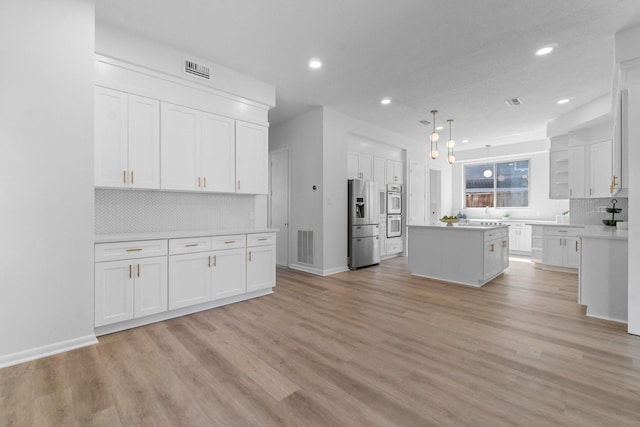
<box><xmin>95</xmin><ymin>228</ymin><xmax>279</xmax><ymax>244</ymax></box>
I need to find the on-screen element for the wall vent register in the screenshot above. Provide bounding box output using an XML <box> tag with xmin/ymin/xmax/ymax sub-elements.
<box><xmin>184</xmin><ymin>59</ymin><xmax>211</xmax><ymax>79</ymax></box>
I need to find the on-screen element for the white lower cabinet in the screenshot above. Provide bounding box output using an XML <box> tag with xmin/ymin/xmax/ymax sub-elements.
<box><xmin>95</xmin><ymin>241</ymin><xmax>168</xmax><ymax>327</ymax></box>
<box><xmin>508</xmin><ymin>223</ymin><xmax>532</xmax><ymax>254</ymax></box>
<box><xmin>95</xmin><ymin>232</ymin><xmax>275</xmax><ymax>333</ymax></box>
<box><xmin>247</xmin><ymin>234</ymin><xmax>276</xmax><ymax>292</ymax></box>
<box><xmin>168</xmin><ymin>251</ymin><xmax>212</xmax><ymax>309</ymax></box>
<box><xmin>212</xmin><ymin>247</ymin><xmax>247</xmax><ymax>300</ymax></box>
<box><xmin>542</xmin><ymin>228</ymin><xmax>581</xmax><ymax>269</ymax></box>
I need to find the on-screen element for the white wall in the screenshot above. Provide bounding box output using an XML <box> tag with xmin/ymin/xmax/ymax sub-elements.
<box><xmin>451</xmin><ymin>140</ymin><xmax>569</xmax><ymax>220</ymax></box>
<box><xmin>270</xmin><ymin>108</ymin><xmax>325</xmax><ymax>274</ymax></box>
<box><xmin>0</xmin><ymin>0</ymin><xmax>96</xmax><ymax>366</ymax></box>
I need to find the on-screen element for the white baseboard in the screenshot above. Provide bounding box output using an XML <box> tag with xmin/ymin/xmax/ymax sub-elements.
<box><xmin>288</xmin><ymin>263</ymin><xmax>349</xmax><ymax>276</ymax></box>
<box><xmin>0</xmin><ymin>334</ymin><xmax>98</xmax><ymax>369</ymax></box>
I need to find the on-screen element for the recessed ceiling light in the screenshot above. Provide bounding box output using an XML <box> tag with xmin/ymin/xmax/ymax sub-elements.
<box><xmin>308</xmin><ymin>58</ymin><xmax>322</xmax><ymax>69</ymax></box>
<box><xmin>381</xmin><ymin>98</ymin><xmax>391</xmax><ymax>105</ymax></box>
<box><xmin>536</xmin><ymin>46</ymin><xmax>553</xmax><ymax>56</ymax></box>
<box><xmin>557</xmin><ymin>98</ymin><xmax>570</xmax><ymax>104</ymax></box>
<box><xmin>462</xmin><ymin>139</ymin><xmax>469</xmax><ymax>143</ymax></box>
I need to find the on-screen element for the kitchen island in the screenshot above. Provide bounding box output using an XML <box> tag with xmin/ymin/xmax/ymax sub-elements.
<box><xmin>408</xmin><ymin>224</ymin><xmax>509</xmax><ymax>287</ymax></box>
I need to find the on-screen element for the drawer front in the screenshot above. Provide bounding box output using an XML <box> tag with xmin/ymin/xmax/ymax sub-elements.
<box><xmin>169</xmin><ymin>236</ymin><xmax>212</xmax><ymax>255</ymax></box>
<box><xmin>247</xmin><ymin>232</ymin><xmax>276</xmax><ymax>247</ymax></box>
<box><xmin>212</xmin><ymin>234</ymin><xmax>246</xmax><ymax>250</ymax></box>
<box><xmin>484</xmin><ymin>228</ymin><xmax>508</xmax><ymax>240</ymax></box>
<box><xmin>95</xmin><ymin>240</ymin><xmax>168</xmax><ymax>262</ymax></box>
<box><xmin>543</xmin><ymin>227</ymin><xmax>582</xmax><ymax>237</ymax></box>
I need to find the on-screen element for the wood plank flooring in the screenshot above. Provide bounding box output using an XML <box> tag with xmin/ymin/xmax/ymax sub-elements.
<box><xmin>2</xmin><ymin>257</ymin><xmax>640</xmax><ymax>426</ymax></box>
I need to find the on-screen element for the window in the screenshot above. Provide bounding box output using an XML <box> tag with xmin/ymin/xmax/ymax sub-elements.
<box><xmin>465</xmin><ymin>160</ymin><xmax>529</xmax><ymax>208</ymax></box>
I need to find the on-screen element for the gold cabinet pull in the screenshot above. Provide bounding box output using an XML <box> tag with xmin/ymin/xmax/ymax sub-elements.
<box><xmin>208</xmin><ymin>255</ymin><xmax>211</xmax><ymax>267</ymax></box>
<box><xmin>126</xmin><ymin>248</ymin><xmax>143</xmax><ymax>252</ymax></box>
<box><xmin>589</xmin><ymin>187</ymin><xmax>593</xmax><ymax>196</ymax></box>
<box><xmin>123</xmin><ymin>170</ymin><xmax>127</xmax><ymax>184</ymax></box>
<box><xmin>131</xmin><ymin>170</ymin><xmax>134</xmax><ymax>185</ymax></box>
<box><xmin>214</xmin><ymin>255</ymin><xmax>217</xmax><ymax>267</ymax></box>
<box><xmin>224</xmin><ymin>240</ymin><xmax>236</xmax><ymax>244</ymax></box>
<box><xmin>185</xmin><ymin>243</ymin><xmax>199</xmax><ymax>247</ymax></box>
<box><xmin>137</xmin><ymin>264</ymin><xmax>140</xmax><ymax>278</ymax></box>
<box><xmin>237</xmin><ymin>180</ymin><xmax>241</xmax><ymax>190</ymax></box>
<box><xmin>203</xmin><ymin>177</ymin><xmax>207</xmax><ymax>188</ymax></box>
<box><xmin>129</xmin><ymin>264</ymin><xmax>132</xmax><ymax>279</ymax></box>
<box><xmin>198</xmin><ymin>176</ymin><xmax>201</xmax><ymax>187</ymax></box>
<box><xmin>248</xmin><ymin>251</ymin><xmax>252</xmax><ymax>261</ymax></box>
<box><xmin>575</xmin><ymin>241</ymin><xmax>579</xmax><ymax>252</ymax></box>
<box><xmin>258</xmin><ymin>237</ymin><xmax>268</xmax><ymax>241</ymax></box>
<box><xmin>490</xmin><ymin>244</ymin><xmax>494</xmax><ymax>252</ymax></box>
<box><xmin>559</xmin><ymin>238</ymin><xmax>562</xmax><ymax>246</ymax></box>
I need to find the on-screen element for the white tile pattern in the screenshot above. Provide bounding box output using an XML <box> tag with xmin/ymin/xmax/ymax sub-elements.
<box><xmin>570</xmin><ymin>197</ymin><xmax>628</xmax><ymax>225</ymax></box>
<box><xmin>95</xmin><ymin>189</ymin><xmax>255</xmax><ymax>234</ymax></box>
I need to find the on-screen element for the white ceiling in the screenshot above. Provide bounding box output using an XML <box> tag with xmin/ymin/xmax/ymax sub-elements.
<box><xmin>96</xmin><ymin>0</ymin><xmax>640</xmax><ymax>150</ymax></box>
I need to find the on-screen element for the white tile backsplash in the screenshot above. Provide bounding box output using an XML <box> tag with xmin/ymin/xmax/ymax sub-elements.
<box><xmin>95</xmin><ymin>189</ymin><xmax>256</xmax><ymax>234</ymax></box>
<box><xmin>569</xmin><ymin>197</ymin><xmax>628</xmax><ymax>225</ymax></box>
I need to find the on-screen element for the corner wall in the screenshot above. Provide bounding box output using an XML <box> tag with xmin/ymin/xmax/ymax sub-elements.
<box><xmin>0</xmin><ymin>0</ymin><xmax>96</xmax><ymax>366</ymax></box>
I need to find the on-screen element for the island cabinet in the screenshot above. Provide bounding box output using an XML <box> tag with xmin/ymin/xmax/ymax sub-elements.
<box><xmin>408</xmin><ymin>225</ymin><xmax>509</xmax><ymax>287</ymax></box>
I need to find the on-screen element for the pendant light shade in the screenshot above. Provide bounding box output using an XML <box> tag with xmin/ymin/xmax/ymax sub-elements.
<box><xmin>429</xmin><ymin>110</ymin><xmax>439</xmax><ymax>159</ymax></box>
<box><xmin>483</xmin><ymin>145</ymin><xmax>492</xmax><ymax>177</ymax></box>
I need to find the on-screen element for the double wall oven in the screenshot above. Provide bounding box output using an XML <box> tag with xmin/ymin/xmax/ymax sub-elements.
<box><xmin>386</xmin><ymin>184</ymin><xmax>402</xmax><ymax>238</ymax></box>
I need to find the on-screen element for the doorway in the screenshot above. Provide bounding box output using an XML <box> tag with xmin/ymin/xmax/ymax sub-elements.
<box><xmin>270</xmin><ymin>148</ymin><xmax>290</xmax><ymax>266</ymax></box>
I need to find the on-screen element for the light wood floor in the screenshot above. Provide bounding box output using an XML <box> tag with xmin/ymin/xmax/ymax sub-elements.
<box><xmin>2</xmin><ymin>257</ymin><xmax>640</xmax><ymax>426</ymax></box>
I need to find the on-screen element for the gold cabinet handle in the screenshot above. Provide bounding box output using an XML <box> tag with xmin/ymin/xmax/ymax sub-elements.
<box><xmin>214</xmin><ymin>255</ymin><xmax>217</xmax><ymax>267</ymax></box>
<box><xmin>129</xmin><ymin>264</ymin><xmax>132</xmax><ymax>279</ymax></box>
<box><xmin>203</xmin><ymin>177</ymin><xmax>207</xmax><ymax>188</ymax></box>
<box><xmin>248</xmin><ymin>251</ymin><xmax>252</xmax><ymax>261</ymax></box>
<box><xmin>131</xmin><ymin>170</ymin><xmax>134</xmax><ymax>185</ymax></box>
<box><xmin>123</xmin><ymin>170</ymin><xmax>127</xmax><ymax>184</ymax></box>
<box><xmin>198</xmin><ymin>176</ymin><xmax>201</xmax><ymax>187</ymax></box>
<box><xmin>490</xmin><ymin>244</ymin><xmax>494</xmax><ymax>252</ymax></box>
<box><xmin>126</xmin><ymin>248</ymin><xmax>143</xmax><ymax>252</ymax></box>
<box><xmin>185</xmin><ymin>243</ymin><xmax>199</xmax><ymax>247</ymax></box>
<box><xmin>258</xmin><ymin>237</ymin><xmax>268</xmax><ymax>241</ymax></box>
<box><xmin>137</xmin><ymin>264</ymin><xmax>140</xmax><ymax>278</ymax></box>
<box><xmin>559</xmin><ymin>238</ymin><xmax>562</xmax><ymax>246</ymax></box>
<box><xmin>237</xmin><ymin>180</ymin><xmax>241</xmax><ymax>190</ymax></box>
<box><xmin>575</xmin><ymin>241</ymin><xmax>579</xmax><ymax>252</ymax></box>
<box><xmin>224</xmin><ymin>240</ymin><xmax>236</xmax><ymax>244</ymax></box>
<box><xmin>208</xmin><ymin>255</ymin><xmax>211</xmax><ymax>267</ymax></box>
<box><xmin>589</xmin><ymin>187</ymin><xmax>593</xmax><ymax>196</ymax></box>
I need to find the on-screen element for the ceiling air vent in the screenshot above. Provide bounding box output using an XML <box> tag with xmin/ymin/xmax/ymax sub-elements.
<box><xmin>419</xmin><ymin>119</ymin><xmax>431</xmax><ymax>126</ymax></box>
<box><xmin>505</xmin><ymin>97</ymin><xmax>523</xmax><ymax>107</ymax></box>
<box><xmin>184</xmin><ymin>59</ymin><xmax>211</xmax><ymax>80</ymax></box>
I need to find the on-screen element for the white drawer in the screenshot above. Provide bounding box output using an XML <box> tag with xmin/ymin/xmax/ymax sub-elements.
<box><xmin>247</xmin><ymin>232</ymin><xmax>276</xmax><ymax>247</ymax></box>
<box><xmin>169</xmin><ymin>236</ymin><xmax>212</xmax><ymax>255</ymax></box>
<box><xmin>212</xmin><ymin>234</ymin><xmax>246</xmax><ymax>250</ymax></box>
<box><xmin>95</xmin><ymin>240</ymin><xmax>167</xmax><ymax>262</ymax></box>
<box><xmin>484</xmin><ymin>228</ymin><xmax>508</xmax><ymax>240</ymax></box>
<box><xmin>543</xmin><ymin>227</ymin><xmax>582</xmax><ymax>237</ymax></box>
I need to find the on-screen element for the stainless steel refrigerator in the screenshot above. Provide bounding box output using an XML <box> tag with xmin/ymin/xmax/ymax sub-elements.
<box><xmin>348</xmin><ymin>179</ymin><xmax>380</xmax><ymax>269</ymax></box>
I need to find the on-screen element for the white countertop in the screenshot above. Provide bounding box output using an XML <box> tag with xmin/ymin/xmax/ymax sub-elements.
<box><xmin>95</xmin><ymin>228</ymin><xmax>278</xmax><ymax>243</ymax></box>
<box><xmin>408</xmin><ymin>224</ymin><xmax>508</xmax><ymax>231</ymax></box>
<box><xmin>577</xmin><ymin>226</ymin><xmax>628</xmax><ymax>241</ymax></box>
<box><xmin>526</xmin><ymin>223</ymin><xmax>584</xmax><ymax>228</ymax></box>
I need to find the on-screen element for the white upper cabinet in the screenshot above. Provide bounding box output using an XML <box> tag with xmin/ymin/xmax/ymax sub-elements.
<box><xmin>386</xmin><ymin>160</ymin><xmax>403</xmax><ymax>184</ymax></box>
<box><xmin>589</xmin><ymin>139</ymin><xmax>613</xmax><ymax>198</ymax></box>
<box><xmin>236</xmin><ymin>120</ymin><xmax>269</xmax><ymax>194</ymax></box>
<box><xmin>201</xmin><ymin>112</ymin><xmax>236</xmax><ymax>193</ymax></box>
<box><xmin>568</xmin><ymin>145</ymin><xmax>586</xmax><ymax>198</ymax></box>
<box><xmin>161</xmin><ymin>102</ymin><xmax>236</xmax><ymax>193</ymax></box>
<box><xmin>347</xmin><ymin>152</ymin><xmax>373</xmax><ymax>180</ymax></box>
<box><xmin>95</xmin><ymin>87</ymin><xmax>160</xmax><ymax>189</ymax></box>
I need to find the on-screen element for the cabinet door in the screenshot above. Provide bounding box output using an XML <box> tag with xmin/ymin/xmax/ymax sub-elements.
<box><xmin>590</xmin><ymin>140</ymin><xmax>612</xmax><ymax>198</ymax></box>
<box><xmin>347</xmin><ymin>152</ymin><xmax>360</xmax><ymax>180</ymax></box>
<box><xmin>161</xmin><ymin>103</ymin><xmax>201</xmax><ymax>191</ymax></box>
<box><xmin>373</xmin><ymin>157</ymin><xmax>386</xmax><ymax>188</ymax></box>
<box><xmin>246</xmin><ymin>245</ymin><xmax>276</xmax><ymax>292</ymax></box>
<box><xmin>94</xmin><ymin>87</ymin><xmax>128</xmax><ymax>188</ymax></box>
<box><xmin>212</xmin><ymin>248</ymin><xmax>246</xmax><ymax>300</ymax></box>
<box><xmin>543</xmin><ymin>237</ymin><xmax>565</xmax><ymax>267</ymax></box>
<box><xmin>508</xmin><ymin>226</ymin><xmax>519</xmax><ymax>251</ymax></box>
<box><xmin>483</xmin><ymin>239</ymin><xmax>501</xmax><ymax>280</ymax></box>
<box><xmin>128</xmin><ymin>95</ymin><xmax>160</xmax><ymax>189</ymax></box>
<box><xmin>168</xmin><ymin>252</ymin><xmax>211</xmax><ymax>309</ymax></box>
<box><xmin>519</xmin><ymin>226</ymin><xmax>532</xmax><ymax>253</ymax></box>
<box><xmin>236</xmin><ymin>121</ymin><xmax>268</xmax><ymax>194</ymax></box>
<box><xmin>501</xmin><ymin>239</ymin><xmax>510</xmax><ymax>270</ymax></box>
<box><xmin>564</xmin><ymin>237</ymin><xmax>581</xmax><ymax>269</ymax></box>
<box><xmin>134</xmin><ymin>256</ymin><xmax>168</xmax><ymax>318</ymax></box>
<box><xmin>201</xmin><ymin>112</ymin><xmax>236</xmax><ymax>193</ymax></box>
<box><xmin>95</xmin><ymin>259</ymin><xmax>134</xmax><ymax>327</ymax></box>
<box><xmin>568</xmin><ymin>146</ymin><xmax>586</xmax><ymax>198</ymax></box>
<box><xmin>358</xmin><ymin>154</ymin><xmax>373</xmax><ymax>180</ymax></box>
<box><xmin>387</xmin><ymin>160</ymin><xmax>403</xmax><ymax>184</ymax></box>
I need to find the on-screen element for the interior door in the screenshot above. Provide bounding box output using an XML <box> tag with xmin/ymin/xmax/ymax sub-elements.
<box><xmin>270</xmin><ymin>149</ymin><xmax>289</xmax><ymax>266</ymax></box>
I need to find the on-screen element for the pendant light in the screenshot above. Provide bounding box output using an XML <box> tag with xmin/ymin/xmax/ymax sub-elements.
<box><xmin>446</xmin><ymin>119</ymin><xmax>455</xmax><ymax>164</ymax></box>
<box><xmin>483</xmin><ymin>145</ymin><xmax>493</xmax><ymax>178</ymax></box>
<box><xmin>429</xmin><ymin>110</ymin><xmax>439</xmax><ymax>159</ymax></box>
